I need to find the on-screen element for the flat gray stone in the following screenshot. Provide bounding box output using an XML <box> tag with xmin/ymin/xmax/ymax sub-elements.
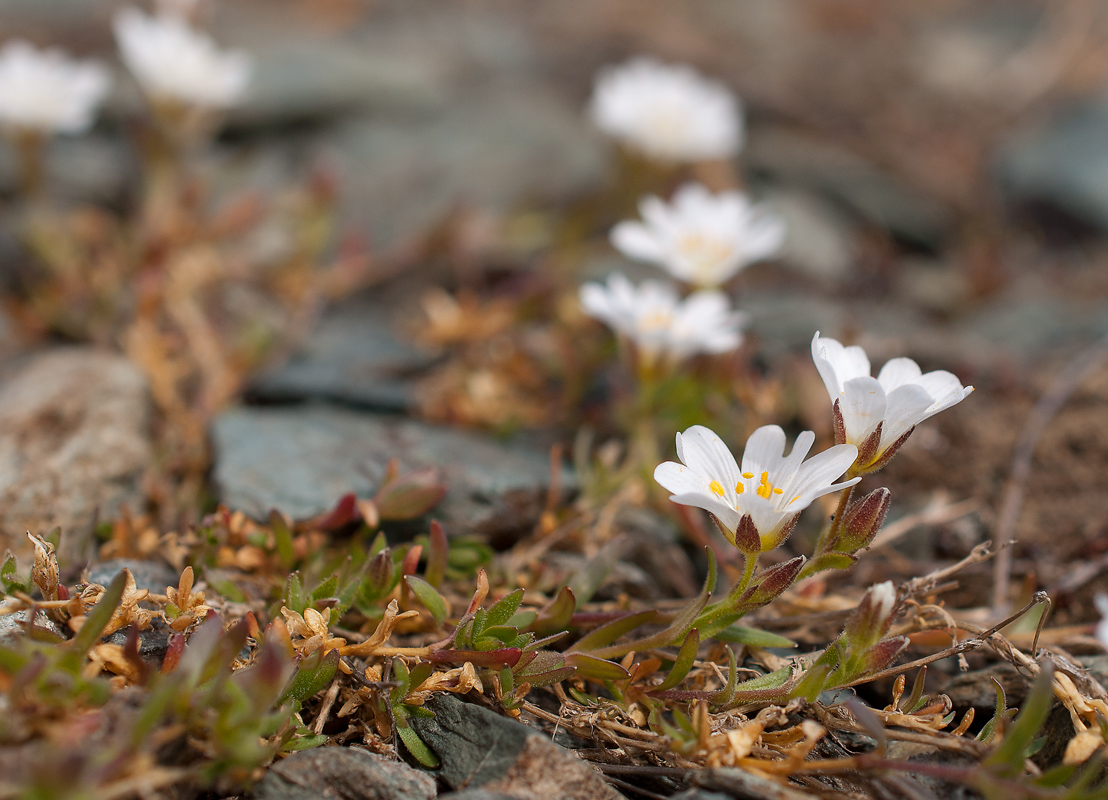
<box><xmin>247</xmin><ymin>295</ymin><xmax>439</xmax><ymax>413</ymax></box>
<box><xmin>212</xmin><ymin>405</ymin><xmax>571</xmax><ymax>538</ymax></box>
<box><xmin>0</xmin><ymin>349</ymin><xmax>152</xmax><ymax>567</ymax></box>
<box><xmin>85</xmin><ymin>559</ymin><xmax>178</xmax><ymax>595</ymax></box>
<box><xmin>998</xmin><ymin>101</ymin><xmax>1108</xmax><ymax>230</ymax></box>
<box><xmin>254</xmin><ymin>747</ymin><xmax>436</xmax><ymax>800</ymax></box>
<box><xmin>410</xmin><ymin>694</ymin><xmax>620</xmax><ymax>800</ymax></box>
<box><xmin>0</xmin><ymin>610</ymin><xmax>64</xmax><ymax>645</ymax></box>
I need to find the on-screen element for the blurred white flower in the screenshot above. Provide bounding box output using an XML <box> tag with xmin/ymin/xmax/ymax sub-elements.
<box><xmin>589</xmin><ymin>57</ymin><xmax>742</xmax><ymax>162</ymax></box>
<box><xmin>655</xmin><ymin>424</ymin><xmax>859</xmax><ymax>552</ymax></box>
<box><xmin>0</xmin><ymin>41</ymin><xmax>109</xmax><ymax>134</ymax></box>
<box><xmin>812</xmin><ymin>332</ymin><xmax>973</xmax><ymax>472</ymax></box>
<box><xmin>580</xmin><ymin>273</ymin><xmax>744</xmax><ymax>367</ymax></box>
<box><xmin>611</xmin><ymin>183</ymin><xmax>785</xmax><ymax>288</ymax></box>
<box><xmin>114</xmin><ymin>8</ymin><xmax>250</xmax><ymax>108</ymax></box>
<box><xmin>1096</xmin><ymin>594</ymin><xmax>1108</xmax><ymax>650</ymax></box>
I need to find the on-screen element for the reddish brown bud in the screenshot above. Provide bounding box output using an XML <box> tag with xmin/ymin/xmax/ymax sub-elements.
<box><xmin>832</xmin><ymin>399</ymin><xmax>847</xmax><ymax>446</ymax></box>
<box><xmin>855</xmin><ymin>422</ymin><xmax>884</xmax><ymax>469</ymax></box>
<box><xmin>844</xmin><ymin>581</ymin><xmax>900</xmax><ymax>646</ymax></box>
<box><xmin>740</xmin><ymin>555</ymin><xmax>805</xmax><ymax>610</ymax></box>
<box><xmin>860</xmin><ymin>427</ymin><xmax>914</xmax><ymax>474</ymax></box>
<box><xmin>861</xmin><ymin>636</ymin><xmax>909</xmax><ymax>673</ymax></box>
<box><xmin>839</xmin><ymin>488</ymin><xmax>891</xmax><ymax>552</ymax></box>
<box><xmin>732</xmin><ymin>514</ymin><xmax>761</xmax><ymax>555</ymax></box>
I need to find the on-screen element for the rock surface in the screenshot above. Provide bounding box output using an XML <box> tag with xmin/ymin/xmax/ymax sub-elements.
<box><xmin>85</xmin><ymin>559</ymin><xmax>178</xmax><ymax>595</ymax></box>
<box><xmin>410</xmin><ymin>694</ymin><xmax>620</xmax><ymax>800</ymax></box>
<box><xmin>0</xmin><ymin>349</ymin><xmax>152</xmax><ymax>566</ymax></box>
<box><xmin>247</xmin><ymin>292</ymin><xmax>440</xmax><ymax>413</ymax></box>
<box><xmin>0</xmin><ymin>609</ymin><xmax>64</xmax><ymax>645</ymax></box>
<box><xmin>212</xmin><ymin>405</ymin><xmax>570</xmax><ymax>539</ymax></box>
<box><xmin>253</xmin><ymin>746</ymin><xmax>436</xmax><ymax>800</ymax></box>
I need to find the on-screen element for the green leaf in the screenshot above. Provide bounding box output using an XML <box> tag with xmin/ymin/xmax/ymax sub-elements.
<box><xmin>286</xmin><ymin>572</ymin><xmax>305</xmax><ymax>615</ymax></box>
<box><xmin>269</xmin><ymin>510</ymin><xmax>296</xmax><ymax>571</ymax></box>
<box><xmin>397</xmin><ymin>722</ymin><xmax>440</xmax><ymax>768</ymax></box>
<box><xmin>404</xmin><ymin>576</ymin><xmax>448</xmax><ymax>624</ymax></box>
<box><xmin>735</xmin><ymin>666</ymin><xmax>792</xmax><ymax>693</ymax></box>
<box><xmin>279</xmin><ymin>649</ymin><xmax>339</xmax><ymax>707</ymax></box>
<box><xmin>654</xmin><ymin>629</ymin><xmax>700</xmax><ymax>692</ymax></box>
<box><xmin>71</xmin><ymin>569</ymin><xmax>129</xmax><ymax>653</ymax></box>
<box><xmin>713</xmin><ymin>625</ymin><xmax>796</xmax><ymax>648</ymax></box>
<box><xmin>987</xmin><ymin>664</ymin><xmax>1055</xmax><ymax>773</ymax></box>
<box><xmin>564</xmin><ymin>653</ymin><xmax>631</xmax><ymax>681</ymax></box>
<box><xmin>310</xmin><ymin>575</ymin><xmax>338</xmax><ymax>603</ymax></box>
<box><xmin>530</xmin><ymin>586</ymin><xmax>576</xmax><ymax>636</ymax></box>
<box><xmin>571</xmin><ymin>610</ymin><xmax>657</xmax><ymax>653</ymax></box>
<box><xmin>486</xmin><ymin>589</ymin><xmax>525</xmax><ymax>628</ymax></box>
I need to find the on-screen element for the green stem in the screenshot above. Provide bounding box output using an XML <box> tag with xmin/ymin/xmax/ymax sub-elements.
<box><xmin>698</xmin><ymin>553</ymin><xmax>759</xmax><ymax>626</ymax></box>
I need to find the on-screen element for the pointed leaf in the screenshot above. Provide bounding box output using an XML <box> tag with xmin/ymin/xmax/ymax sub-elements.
<box><xmin>487</xmin><ymin>589</ymin><xmax>525</xmax><ymax>627</ymax></box>
<box><xmin>404</xmin><ymin>576</ymin><xmax>448</xmax><ymax>624</ymax></box>
<box><xmin>72</xmin><ymin>569</ymin><xmax>129</xmax><ymax>653</ymax></box>
<box><xmin>653</xmin><ymin>629</ymin><xmax>700</xmax><ymax>692</ymax></box>
<box><xmin>713</xmin><ymin>626</ymin><xmax>796</xmax><ymax>648</ymax></box>
<box><xmin>564</xmin><ymin>652</ymin><xmax>631</xmax><ymax>681</ymax></box>
<box><xmin>571</xmin><ymin>610</ymin><xmax>657</xmax><ymax>653</ymax></box>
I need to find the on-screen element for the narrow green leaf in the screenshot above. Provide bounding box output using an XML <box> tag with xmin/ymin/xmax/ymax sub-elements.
<box><xmin>286</xmin><ymin>572</ymin><xmax>305</xmax><ymax>615</ymax></box>
<box><xmin>397</xmin><ymin>722</ymin><xmax>440</xmax><ymax>768</ymax></box>
<box><xmin>734</xmin><ymin>666</ymin><xmax>792</xmax><ymax>693</ymax></box>
<box><xmin>269</xmin><ymin>510</ymin><xmax>296</xmax><ymax>571</ymax></box>
<box><xmin>987</xmin><ymin>664</ymin><xmax>1055</xmax><ymax>772</ymax></box>
<box><xmin>404</xmin><ymin>576</ymin><xmax>448</xmax><ymax>624</ymax></box>
<box><xmin>310</xmin><ymin>575</ymin><xmax>338</xmax><ymax>603</ymax></box>
<box><xmin>654</xmin><ymin>629</ymin><xmax>700</xmax><ymax>692</ymax></box>
<box><xmin>713</xmin><ymin>625</ymin><xmax>796</xmax><ymax>648</ymax></box>
<box><xmin>279</xmin><ymin>649</ymin><xmax>339</xmax><ymax>706</ymax></box>
<box><xmin>71</xmin><ymin>569</ymin><xmax>129</xmax><ymax>653</ymax></box>
<box><xmin>564</xmin><ymin>652</ymin><xmax>631</xmax><ymax>681</ymax></box>
<box><xmin>571</xmin><ymin>610</ymin><xmax>657</xmax><ymax>653</ymax></box>
<box><xmin>425</xmin><ymin>520</ymin><xmax>448</xmax><ymax>588</ymax></box>
<box><xmin>530</xmin><ymin>586</ymin><xmax>576</xmax><ymax>636</ymax></box>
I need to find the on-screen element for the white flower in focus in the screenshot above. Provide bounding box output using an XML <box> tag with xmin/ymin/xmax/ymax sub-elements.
<box><xmin>589</xmin><ymin>57</ymin><xmax>742</xmax><ymax>162</ymax></box>
<box><xmin>0</xmin><ymin>41</ymin><xmax>109</xmax><ymax>134</ymax></box>
<box><xmin>580</xmin><ymin>273</ymin><xmax>744</xmax><ymax>366</ymax></box>
<box><xmin>654</xmin><ymin>424</ymin><xmax>859</xmax><ymax>552</ymax></box>
<box><xmin>611</xmin><ymin>183</ymin><xmax>785</xmax><ymax>288</ymax></box>
<box><xmin>114</xmin><ymin>8</ymin><xmax>251</xmax><ymax>108</ymax></box>
<box><xmin>1096</xmin><ymin>595</ymin><xmax>1108</xmax><ymax>651</ymax></box>
<box><xmin>812</xmin><ymin>332</ymin><xmax>973</xmax><ymax>472</ymax></box>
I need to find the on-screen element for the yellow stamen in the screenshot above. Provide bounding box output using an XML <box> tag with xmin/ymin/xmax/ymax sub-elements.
<box><xmin>742</xmin><ymin>472</ymin><xmax>753</xmax><ymax>479</ymax></box>
<box><xmin>773</xmin><ymin>487</ymin><xmax>783</xmax><ymax>495</ymax></box>
<box><xmin>735</xmin><ymin>482</ymin><xmax>744</xmax><ymax>494</ymax></box>
<box><xmin>709</xmin><ymin>480</ymin><xmax>725</xmax><ymax>497</ymax></box>
<box><xmin>757</xmin><ymin>483</ymin><xmax>772</xmax><ymax>499</ymax></box>
<box><xmin>760</xmin><ymin>471</ymin><xmax>769</xmax><ymax>485</ymax></box>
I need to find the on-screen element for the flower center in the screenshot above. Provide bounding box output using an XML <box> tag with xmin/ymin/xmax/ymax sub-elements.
<box><xmin>637</xmin><ymin>309</ymin><xmax>674</xmax><ymax>333</ymax></box>
<box><xmin>677</xmin><ymin>232</ymin><xmax>732</xmax><ymax>279</ymax></box>
<box><xmin>735</xmin><ymin>470</ymin><xmax>784</xmax><ymax>501</ymax></box>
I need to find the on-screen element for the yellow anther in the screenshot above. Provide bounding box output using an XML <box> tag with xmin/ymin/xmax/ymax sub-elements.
<box><xmin>756</xmin><ymin>483</ymin><xmax>772</xmax><ymax>499</ymax></box>
<box><xmin>709</xmin><ymin>480</ymin><xmax>725</xmax><ymax>497</ymax></box>
<box><xmin>735</xmin><ymin>482</ymin><xmax>744</xmax><ymax>494</ymax></box>
<box><xmin>760</xmin><ymin>471</ymin><xmax>770</xmax><ymax>485</ymax></box>
<box><xmin>773</xmin><ymin>487</ymin><xmax>783</xmax><ymax>495</ymax></box>
<box><xmin>742</xmin><ymin>472</ymin><xmax>754</xmax><ymax>479</ymax></box>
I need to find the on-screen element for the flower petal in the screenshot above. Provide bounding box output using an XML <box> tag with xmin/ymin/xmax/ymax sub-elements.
<box><xmin>676</xmin><ymin>425</ymin><xmax>741</xmax><ymax>492</ymax></box>
<box><xmin>783</xmin><ymin>443</ymin><xmax>860</xmax><ymax>508</ymax></box>
<box><xmin>740</xmin><ymin>425</ymin><xmax>787</xmax><ymax>475</ymax></box>
<box><xmin>879</xmin><ymin>383</ymin><xmax>934</xmax><ymax>451</ymax></box>
<box><xmin>876</xmin><ymin>357</ymin><xmax>922</xmax><ymax>392</ymax></box>
<box><xmin>610</xmin><ymin>221</ymin><xmax>665</xmax><ymax>263</ymax></box>
<box><xmin>840</xmin><ymin>376</ymin><xmax>886</xmax><ymax>445</ymax></box>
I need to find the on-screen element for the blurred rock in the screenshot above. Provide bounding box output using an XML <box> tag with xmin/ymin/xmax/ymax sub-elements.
<box><xmin>999</xmin><ymin>102</ymin><xmax>1108</xmax><ymax>231</ymax></box>
<box><xmin>0</xmin><ymin>349</ymin><xmax>152</xmax><ymax>567</ymax></box>
<box><xmin>0</xmin><ymin>610</ymin><xmax>63</xmax><ymax>645</ymax></box>
<box><xmin>892</xmin><ymin>257</ymin><xmax>972</xmax><ymax>316</ymax></box>
<box><xmin>957</xmin><ymin>293</ymin><xmax>1108</xmax><ymax>357</ymax></box>
<box><xmin>254</xmin><ymin>746</ymin><xmax>436</xmax><ymax>800</ymax></box>
<box><xmin>318</xmin><ymin>84</ymin><xmax>605</xmax><ymax>249</ymax></box>
<box><xmin>85</xmin><ymin>559</ymin><xmax>178</xmax><ymax>595</ymax></box>
<box><xmin>766</xmin><ymin>189</ymin><xmax>855</xmax><ymax>281</ymax></box>
<box><xmin>0</xmin><ymin>136</ymin><xmax>132</xmax><ymax>206</ymax></box>
<box><xmin>748</xmin><ymin>127</ymin><xmax>953</xmax><ymax>247</ymax></box>
<box><xmin>410</xmin><ymin>694</ymin><xmax>620</xmax><ymax>800</ymax></box>
<box><xmin>212</xmin><ymin>405</ymin><xmax>571</xmax><ymax>539</ymax></box>
<box><xmin>103</xmin><ymin>620</ymin><xmax>173</xmax><ymax>667</ymax></box>
<box><xmin>247</xmin><ymin>293</ymin><xmax>439</xmax><ymax>413</ymax></box>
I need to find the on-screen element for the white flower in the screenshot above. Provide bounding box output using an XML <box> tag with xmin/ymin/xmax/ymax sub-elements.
<box><xmin>114</xmin><ymin>8</ymin><xmax>251</xmax><ymax>108</ymax></box>
<box><xmin>655</xmin><ymin>424</ymin><xmax>859</xmax><ymax>552</ymax></box>
<box><xmin>0</xmin><ymin>41</ymin><xmax>109</xmax><ymax>134</ymax></box>
<box><xmin>1096</xmin><ymin>594</ymin><xmax>1108</xmax><ymax>650</ymax></box>
<box><xmin>580</xmin><ymin>273</ymin><xmax>744</xmax><ymax>366</ymax></box>
<box><xmin>611</xmin><ymin>183</ymin><xmax>785</xmax><ymax>288</ymax></box>
<box><xmin>812</xmin><ymin>332</ymin><xmax>973</xmax><ymax>472</ymax></box>
<box><xmin>589</xmin><ymin>57</ymin><xmax>742</xmax><ymax>162</ymax></box>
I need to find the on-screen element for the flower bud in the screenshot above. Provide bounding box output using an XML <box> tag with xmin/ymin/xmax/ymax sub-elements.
<box><xmin>375</xmin><ymin>467</ymin><xmax>447</xmax><ymax>521</ymax></box>
<box><xmin>860</xmin><ymin>636</ymin><xmax>909</xmax><ymax>674</ymax></box>
<box><xmin>366</xmin><ymin>548</ymin><xmax>396</xmax><ymax>599</ymax></box>
<box><xmin>739</xmin><ymin>556</ymin><xmax>805</xmax><ymax>610</ymax></box>
<box><xmin>844</xmin><ymin>581</ymin><xmax>900</xmax><ymax>647</ymax></box>
<box><xmin>837</xmin><ymin>488</ymin><xmax>891</xmax><ymax>552</ymax></box>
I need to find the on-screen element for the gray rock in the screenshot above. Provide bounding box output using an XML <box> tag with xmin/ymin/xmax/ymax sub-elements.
<box><xmin>85</xmin><ymin>559</ymin><xmax>178</xmax><ymax>595</ymax></box>
<box><xmin>956</xmin><ymin>294</ymin><xmax>1108</xmax><ymax>357</ymax></box>
<box><xmin>998</xmin><ymin>101</ymin><xmax>1108</xmax><ymax>230</ymax></box>
<box><xmin>0</xmin><ymin>609</ymin><xmax>64</xmax><ymax>645</ymax></box>
<box><xmin>0</xmin><ymin>349</ymin><xmax>152</xmax><ymax>566</ymax></box>
<box><xmin>247</xmin><ymin>294</ymin><xmax>439</xmax><ymax>413</ymax></box>
<box><xmin>253</xmin><ymin>746</ymin><xmax>436</xmax><ymax>800</ymax></box>
<box><xmin>211</xmin><ymin>405</ymin><xmax>571</xmax><ymax>538</ymax></box>
<box><xmin>409</xmin><ymin>694</ymin><xmax>620</xmax><ymax>800</ymax></box>
<box><xmin>765</xmin><ymin>189</ymin><xmax>855</xmax><ymax>281</ymax></box>
<box><xmin>0</xmin><ymin>135</ymin><xmax>132</xmax><ymax>205</ymax></box>
<box><xmin>317</xmin><ymin>84</ymin><xmax>605</xmax><ymax>249</ymax></box>
<box><xmin>669</xmin><ymin>791</ymin><xmax>732</xmax><ymax>800</ymax></box>
<box><xmin>103</xmin><ymin>620</ymin><xmax>173</xmax><ymax>667</ymax></box>
<box><xmin>747</xmin><ymin>127</ymin><xmax>953</xmax><ymax>247</ymax></box>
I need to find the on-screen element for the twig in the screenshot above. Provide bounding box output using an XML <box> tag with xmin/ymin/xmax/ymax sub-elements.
<box><xmin>992</xmin><ymin>330</ymin><xmax>1108</xmax><ymax>614</ymax></box>
<box><xmin>904</xmin><ymin>541</ymin><xmax>996</xmax><ymax>598</ymax></box>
